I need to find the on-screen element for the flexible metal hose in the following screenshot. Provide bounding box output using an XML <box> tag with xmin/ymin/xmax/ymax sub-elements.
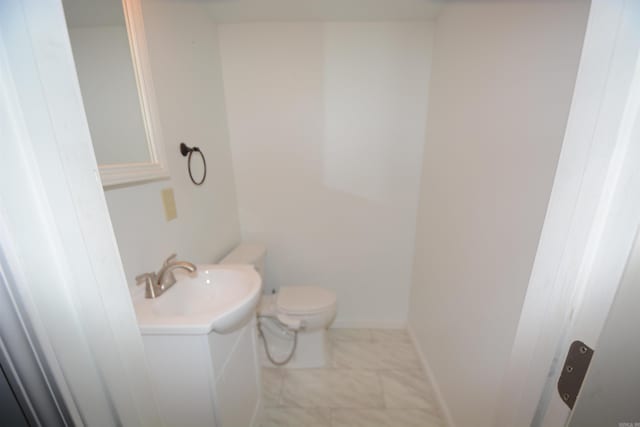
<box><xmin>257</xmin><ymin>316</ymin><xmax>298</xmax><ymax>366</ymax></box>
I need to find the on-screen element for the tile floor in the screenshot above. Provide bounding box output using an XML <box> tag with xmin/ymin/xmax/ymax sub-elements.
<box><xmin>260</xmin><ymin>328</ymin><xmax>446</xmax><ymax>427</ymax></box>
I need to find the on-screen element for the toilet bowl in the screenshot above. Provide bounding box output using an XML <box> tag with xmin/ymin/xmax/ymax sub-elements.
<box><xmin>262</xmin><ymin>285</ymin><xmax>337</xmax><ymax>330</ymax></box>
<box><xmin>220</xmin><ymin>244</ymin><xmax>337</xmax><ymax>368</ymax></box>
<box><xmin>258</xmin><ymin>285</ymin><xmax>337</xmax><ymax>368</ymax></box>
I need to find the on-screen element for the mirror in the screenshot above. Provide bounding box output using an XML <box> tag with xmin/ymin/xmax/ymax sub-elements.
<box><xmin>63</xmin><ymin>0</ymin><xmax>168</xmax><ymax>187</ymax></box>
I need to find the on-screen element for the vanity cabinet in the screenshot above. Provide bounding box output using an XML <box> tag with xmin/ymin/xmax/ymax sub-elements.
<box><xmin>142</xmin><ymin>318</ymin><xmax>262</xmax><ymax>427</ymax></box>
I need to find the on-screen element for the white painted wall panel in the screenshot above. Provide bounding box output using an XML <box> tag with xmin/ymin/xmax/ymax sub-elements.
<box><xmin>219</xmin><ymin>22</ymin><xmax>434</xmax><ymax>326</ymax></box>
<box><xmin>408</xmin><ymin>2</ymin><xmax>590</xmax><ymax>426</ymax></box>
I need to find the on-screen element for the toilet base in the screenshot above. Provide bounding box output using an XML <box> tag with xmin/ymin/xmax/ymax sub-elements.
<box><xmin>259</xmin><ymin>326</ymin><xmax>330</xmax><ymax>369</ymax></box>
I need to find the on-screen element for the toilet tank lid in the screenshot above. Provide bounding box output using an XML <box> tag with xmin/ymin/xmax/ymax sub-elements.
<box><xmin>220</xmin><ymin>243</ymin><xmax>266</xmax><ymax>265</ymax></box>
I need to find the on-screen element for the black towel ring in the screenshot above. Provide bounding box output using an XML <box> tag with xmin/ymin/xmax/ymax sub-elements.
<box><xmin>180</xmin><ymin>142</ymin><xmax>207</xmax><ymax>185</ymax></box>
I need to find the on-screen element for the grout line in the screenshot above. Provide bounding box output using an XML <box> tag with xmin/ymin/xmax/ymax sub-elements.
<box><xmin>276</xmin><ymin>374</ymin><xmax>284</xmax><ymax>407</ymax></box>
<box><xmin>375</xmin><ymin>369</ymin><xmax>388</xmax><ymax>410</ymax></box>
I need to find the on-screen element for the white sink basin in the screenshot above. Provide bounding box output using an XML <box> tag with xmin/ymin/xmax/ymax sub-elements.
<box><xmin>133</xmin><ymin>264</ymin><xmax>262</xmax><ymax>335</ymax></box>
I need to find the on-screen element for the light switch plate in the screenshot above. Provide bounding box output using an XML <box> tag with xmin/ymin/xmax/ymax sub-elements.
<box><xmin>161</xmin><ymin>188</ymin><xmax>177</xmax><ymax>221</ymax></box>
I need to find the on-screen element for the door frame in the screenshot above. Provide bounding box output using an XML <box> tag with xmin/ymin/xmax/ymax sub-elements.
<box><xmin>496</xmin><ymin>0</ymin><xmax>640</xmax><ymax>425</ymax></box>
<box><xmin>0</xmin><ymin>0</ymin><xmax>160</xmax><ymax>425</ymax></box>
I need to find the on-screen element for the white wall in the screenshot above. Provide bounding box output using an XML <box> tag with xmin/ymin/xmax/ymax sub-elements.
<box><xmin>103</xmin><ymin>0</ymin><xmax>240</xmax><ymax>287</ymax></box>
<box><xmin>408</xmin><ymin>2</ymin><xmax>589</xmax><ymax>427</ymax></box>
<box><xmin>219</xmin><ymin>22</ymin><xmax>434</xmax><ymax>327</ymax></box>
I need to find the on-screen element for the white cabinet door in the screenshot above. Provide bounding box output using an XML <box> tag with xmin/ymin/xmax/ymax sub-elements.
<box><xmin>214</xmin><ymin>318</ymin><xmax>261</xmax><ymax>427</ymax></box>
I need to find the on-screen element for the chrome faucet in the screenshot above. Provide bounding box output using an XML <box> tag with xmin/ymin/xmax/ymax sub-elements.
<box><xmin>135</xmin><ymin>254</ymin><xmax>197</xmax><ymax>299</ymax></box>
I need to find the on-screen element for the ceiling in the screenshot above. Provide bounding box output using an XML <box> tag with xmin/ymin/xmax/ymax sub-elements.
<box><xmin>205</xmin><ymin>0</ymin><xmax>446</xmax><ymax>23</ymax></box>
<box><xmin>62</xmin><ymin>0</ymin><xmax>581</xmax><ymax>28</ymax></box>
<box><xmin>62</xmin><ymin>0</ymin><xmax>126</xmax><ymax>28</ymax></box>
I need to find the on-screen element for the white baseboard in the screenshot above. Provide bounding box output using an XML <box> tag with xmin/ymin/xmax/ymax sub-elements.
<box><xmin>331</xmin><ymin>320</ymin><xmax>407</xmax><ymax>329</ymax></box>
<box><xmin>407</xmin><ymin>324</ymin><xmax>456</xmax><ymax>427</ymax></box>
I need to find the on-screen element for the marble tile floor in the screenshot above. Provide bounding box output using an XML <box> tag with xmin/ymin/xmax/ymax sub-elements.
<box><xmin>260</xmin><ymin>328</ymin><xmax>446</xmax><ymax>427</ymax></box>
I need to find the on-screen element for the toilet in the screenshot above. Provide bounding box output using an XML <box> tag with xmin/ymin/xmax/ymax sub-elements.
<box><xmin>220</xmin><ymin>243</ymin><xmax>337</xmax><ymax>368</ymax></box>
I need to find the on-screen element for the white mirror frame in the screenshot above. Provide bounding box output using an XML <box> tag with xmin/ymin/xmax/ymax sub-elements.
<box><xmin>98</xmin><ymin>0</ymin><xmax>168</xmax><ymax>187</ymax></box>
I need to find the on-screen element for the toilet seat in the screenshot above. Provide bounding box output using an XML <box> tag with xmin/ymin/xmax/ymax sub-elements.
<box><xmin>258</xmin><ymin>285</ymin><xmax>337</xmax><ymax>336</ymax></box>
<box><xmin>276</xmin><ymin>286</ymin><xmax>337</xmax><ymax>315</ymax></box>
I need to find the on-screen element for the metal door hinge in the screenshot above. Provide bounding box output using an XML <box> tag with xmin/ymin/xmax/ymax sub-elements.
<box><xmin>557</xmin><ymin>340</ymin><xmax>594</xmax><ymax>409</ymax></box>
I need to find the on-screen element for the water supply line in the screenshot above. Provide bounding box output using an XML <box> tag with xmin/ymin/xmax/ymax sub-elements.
<box><xmin>257</xmin><ymin>315</ymin><xmax>300</xmax><ymax>366</ymax></box>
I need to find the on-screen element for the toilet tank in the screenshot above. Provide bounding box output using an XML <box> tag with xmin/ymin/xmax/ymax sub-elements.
<box><xmin>220</xmin><ymin>243</ymin><xmax>266</xmax><ymax>278</ymax></box>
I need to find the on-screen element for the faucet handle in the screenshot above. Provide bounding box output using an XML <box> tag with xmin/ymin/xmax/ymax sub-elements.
<box><xmin>135</xmin><ymin>272</ymin><xmax>156</xmax><ymax>285</ymax></box>
<box><xmin>163</xmin><ymin>253</ymin><xmax>177</xmax><ymax>266</ymax></box>
<box><xmin>135</xmin><ymin>272</ymin><xmax>158</xmax><ymax>298</ymax></box>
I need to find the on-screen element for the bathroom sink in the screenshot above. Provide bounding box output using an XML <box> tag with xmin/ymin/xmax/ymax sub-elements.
<box><xmin>132</xmin><ymin>264</ymin><xmax>262</xmax><ymax>334</ymax></box>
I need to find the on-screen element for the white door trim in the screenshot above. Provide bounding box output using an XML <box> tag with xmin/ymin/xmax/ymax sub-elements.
<box><xmin>496</xmin><ymin>0</ymin><xmax>640</xmax><ymax>425</ymax></box>
<box><xmin>0</xmin><ymin>0</ymin><xmax>160</xmax><ymax>425</ymax></box>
